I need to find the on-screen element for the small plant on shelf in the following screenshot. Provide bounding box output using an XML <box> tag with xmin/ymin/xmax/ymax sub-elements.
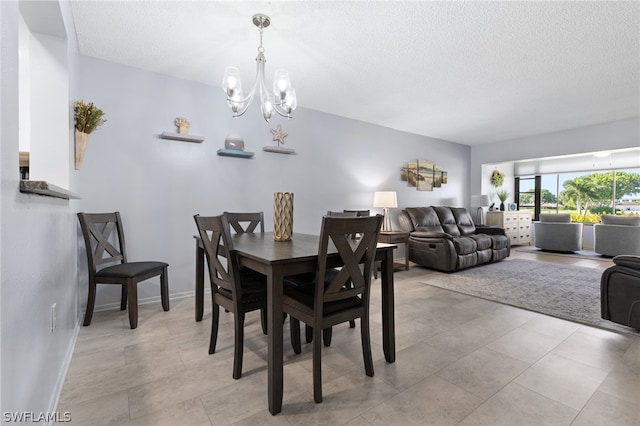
<box><xmin>175</xmin><ymin>117</ymin><xmax>190</xmax><ymax>134</ymax></box>
<box><xmin>497</xmin><ymin>189</ymin><xmax>509</xmax><ymax>211</ymax></box>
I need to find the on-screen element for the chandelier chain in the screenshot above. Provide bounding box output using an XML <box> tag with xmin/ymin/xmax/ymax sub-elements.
<box><xmin>258</xmin><ymin>26</ymin><xmax>264</xmax><ymax>54</ymax></box>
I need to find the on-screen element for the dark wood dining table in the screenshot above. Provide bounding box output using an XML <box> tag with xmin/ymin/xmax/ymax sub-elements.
<box><xmin>194</xmin><ymin>232</ymin><xmax>397</xmax><ymax>415</ymax></box>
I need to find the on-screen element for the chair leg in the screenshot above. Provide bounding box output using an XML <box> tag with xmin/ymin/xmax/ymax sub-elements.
<box><xmin>209</xmin><ymin>303</ymin><xmax>220</xmax><ymax>354</ymax></box>
<box><xmin>304</xmin><ymin>324</ymin><xmax>333</xmax><ymax>347</ymax></box>
<box><xmin>349</xmin><ymin>320</ymin><xmax>356</xmax><ymax>328</ymax></box>
<box><xmin>260</xmin><ymin>310</ymin><xmax>286</xmax><ymax>336</ymax></box>
<box><xmin>290</xmin><ymin>317</ymin><xmax>301</xmax><ymax>354</ymax></box>
<box><xmin>232</xmin><ymin>312</ymin><xmax>245</xmax><ymax>380</ymax></box>
<box><xmin>127</xmin><ymin>280</ymin><xmax>138</xmax><ymax>329</ymax></box>
<box><xmin>83</xmin><ymin>278</ymin><xmax>97</xmax><ymax>326</ymax></box>
<box><xmin>120</xmin><ymin>284</ymin><xmax>127</xmax><ymax>310</ymax></box>
<box><xmin>261</xmin><ymin>309</ymin><xmax>268</xmax><ymax>335</ymax></box>
<box><xmin>160</xmin><ymin>268</ymin><xmax>170</xmax><ymax>311</ymax></box>
<box><xmin>323</xmin><ymin>328</ymin><xmax>332</xmax><ymax>347</ymax></box>
<box><xmin>313</xmin><ymin>326</ymin><xmax>323</xmax><ymax>403</ymax></box>
<box><xmin>360</xmin><ymin>316</ymin><xmax>374</xmax><ymax>377</ymax></box>
<box><xmin>305</xmin><ymin>324</ymin><xmax>313</xmax><ymax>343</ymax></box>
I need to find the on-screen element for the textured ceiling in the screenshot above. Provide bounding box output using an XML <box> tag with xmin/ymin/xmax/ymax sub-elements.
<box><xmin>69</xmin><ymin>1</ymin><xmax>640</xmax><ymax>146</ymax></box>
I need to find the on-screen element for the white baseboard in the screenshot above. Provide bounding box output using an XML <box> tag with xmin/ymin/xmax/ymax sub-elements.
<box><xmin>48</xmin><ymin>312</ymin><xmax>82</xmax><ymax>426</ymax></box>
<box><xmin>93</xmin><ymin>288</ymin><xmax>209</xmax><ymax>312</ymax></box>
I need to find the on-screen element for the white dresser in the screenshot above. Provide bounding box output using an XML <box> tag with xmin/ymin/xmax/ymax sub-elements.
<box><xmin>486</xmin><ymin>211</ymin><xmax>532</xmax><ymax>246</ymax></box>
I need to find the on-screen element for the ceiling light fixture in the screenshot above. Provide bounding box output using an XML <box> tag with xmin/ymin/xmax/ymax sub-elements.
<box><xmin>222</xmin><ymin>14</ymin><xmax>297</xmax><ymax>123</ymax></box>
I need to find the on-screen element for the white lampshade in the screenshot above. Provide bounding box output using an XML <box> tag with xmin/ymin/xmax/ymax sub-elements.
<box><xmin>373</xmin><ymin>191</ymin><xmax>398</xmax><ymax>208</ymax></box>
<box><xmin>471</xmin><ymin>194</ymin><xmax>491</xmax><ymax>207</ymax></box>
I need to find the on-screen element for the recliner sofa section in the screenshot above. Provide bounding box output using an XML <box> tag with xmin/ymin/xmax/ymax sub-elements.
<box><xmin>398</xmin><ymin>206</ymin><xmax>510</xmax><ymax>272</ymax></box>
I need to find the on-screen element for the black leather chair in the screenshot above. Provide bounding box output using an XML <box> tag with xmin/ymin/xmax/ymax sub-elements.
<box><xmin>283</xmin><ymin>214</ymin><xmax>383</xmax><ymax>403</ymax></box>
<box><xmin>601</xmin><ymin>255</ymin><xmax>640</xmax><ymax>330</ymax></box>
<box><xmin>194</xmin><ymin>214</ymin><xmax>268</xmax><ymax>379</ymax></box>
<box><xmin>77</xmin><ymin>212</ymin><xmax>169</xmax><ymax>329</ymax></box>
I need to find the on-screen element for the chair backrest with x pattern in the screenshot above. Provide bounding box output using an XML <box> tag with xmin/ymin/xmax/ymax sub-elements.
<box><xmin>194</xmin><ymin>214</ymin><xmax>242</xmax><ymax>300</ymax></box>
<box><xmin>314</xmin><ymin>215</ymin><xmax>383</xmax><ymax>308</ymax></box>
<box><xmin>223</xmin><ymin>212</ymin><xmax>265</xmax><ymax>234</ymax></box>
<box><xmin>78</xmin><ymin>212</ymin><xmax>128</xmax><ymax>274</ymax></box>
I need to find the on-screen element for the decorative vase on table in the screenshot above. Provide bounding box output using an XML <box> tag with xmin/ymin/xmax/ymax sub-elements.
<box><xmin>273</xmin><ymin>192</ymin><xmax>293</xmax><ymax>241</ymax></box>
<box><xmin>500</xmin><ymin>202</ymin><xmax>505</xmax><ymax>211</ymax></box>
<box><xmin>75</xmin><ymin>130</ymin><xmax>90</xmax><ymax>170</ymax></box>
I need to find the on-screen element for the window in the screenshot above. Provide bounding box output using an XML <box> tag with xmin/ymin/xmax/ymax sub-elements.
<box><xmin>516</xmin><ymin>168</ymin><xmax>640</xmax><ymax>222</ymax></box>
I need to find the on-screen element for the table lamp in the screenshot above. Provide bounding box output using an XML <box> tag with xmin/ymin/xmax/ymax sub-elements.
<box><xmin>471</xmin><ymin>194</ymin><xmax>491</xmax><ymax>225</ymax></box>
<box><xmin>373</xmin><ymin>191</ymin><xmax>398</xmax><ymax>231</ymax></box>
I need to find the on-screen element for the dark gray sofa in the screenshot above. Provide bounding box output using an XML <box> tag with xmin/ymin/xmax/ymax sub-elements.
<box><xmin>601</xmin><ymin>255</ymin><xmax>640</xmax><ymax>330</ymax></box>
<box><xmin>398</xmin><ymin>206</ymin><xmax>510</xmax><ymax>272</ymax></box>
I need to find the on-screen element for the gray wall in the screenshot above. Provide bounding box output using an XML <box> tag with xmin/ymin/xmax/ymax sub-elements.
<box><xmin>2</xmin><ymin>2</ymin><xmax>636</xmax><ymax>420</ymax></box>
<box><xmin>470</xmin><ymin>118</ymin><xmax>640</xmax><ymax>197</ymax></box>
<box><xmin>1</xmin><ymin>1</ymin><xmax>80</xmax><ymax>420</ymax></box>
<box><xmin>73</xmin><ymin>55</ymin><xmax>471</xmax><ymax>307</ymax></box>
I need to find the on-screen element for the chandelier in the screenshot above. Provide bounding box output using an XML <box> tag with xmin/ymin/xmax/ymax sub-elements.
<box><xmin>222</xmin><ymin>14</ymin><xmax>297</xmax><ymax>123</ymax></box>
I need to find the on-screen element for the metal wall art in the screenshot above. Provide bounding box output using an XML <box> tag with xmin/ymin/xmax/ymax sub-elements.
<box><xmin>401</xmin><ymin>159</ymin><xmax>448</xmax><ymax>191</ymax></box>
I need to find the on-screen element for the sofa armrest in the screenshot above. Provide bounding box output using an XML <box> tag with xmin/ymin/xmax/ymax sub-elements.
<box><xmin>398</xmin><ymin>211</ymin><xmax>414</xmax><ymax>232</ymax></box>
<box><xmin>613</xmin><ymin>255</ymin><xmax>640</xmax><ymax>270</ymax></box>
<box><xmin>474</xmin><ymin>226</ymin><xmax>506</xmax><ymax>236</ymax></box>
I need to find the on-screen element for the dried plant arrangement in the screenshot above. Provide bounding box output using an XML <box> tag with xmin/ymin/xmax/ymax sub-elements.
<box><xmin>74</xmin><ymin>100</ymin><xmax>106</xmax><ymax>134</ymax></box>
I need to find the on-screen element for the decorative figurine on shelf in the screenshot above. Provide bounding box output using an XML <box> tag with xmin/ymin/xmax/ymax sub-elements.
<box><xmin>217</xmin><ymin>132</ymin><xmax>254</xmax><ymax>158</ymax></box>
<box><xmin>224</xmin><ymin>133</ymin><xmax>245</xmax><ymax>151</ymax></box>
<box><xmin>270</xmin><ymin>124</ymin><xmax>288</xmax><ymax>147</ymax></box>
<box><xmin>175</xmin><ymin>117</ymin><xmax>190</xmax><ymax>134</ymax></box>
<box><xmin>263</xmin><ymin>124</ymin><xmax>295</xmax><ymax>154</ymax></box>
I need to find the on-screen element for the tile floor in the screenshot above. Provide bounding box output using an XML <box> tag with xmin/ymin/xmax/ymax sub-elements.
<box><xmin>56</xmin><ymin>251</ymin><xmax>640</xmax><ymax>425</ymax></box>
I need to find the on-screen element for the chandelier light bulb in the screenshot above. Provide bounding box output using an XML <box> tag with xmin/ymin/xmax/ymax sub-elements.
<box><xmin>222</xmin><ymin>67</ymin><xmax>242</xmax><ymax>97</ymax></box>
<box><xmin>284</xmin><ymin>89</ymin><xmax>297</xmax><ymax>115</ymax></box>
<box><xmin>222</xmin><ymin>14</ymin><xmax>296</xmax><ymax>122</ymax></box>
<box><xmin>273</xmin><ymin>69</ymin><xmax>291</xmax><ymax>100</ymax></box>
<box><xmin>229</xmin><ymin>92</ymin><xmax>244</xmax><ymax>114</ymax></box>
<box><xmin>262</xmin><ymin>95</ymin><xmax>274</xmax><ymax>121</ymax></box>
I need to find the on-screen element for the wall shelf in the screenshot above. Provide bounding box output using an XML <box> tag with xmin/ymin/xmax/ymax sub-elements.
<box><xmin>160</xmin><ymin>131</ymin><xmax>204</xmax><ymax>143</ymax></box>
<box><xmin>263</xmin><ymin>146</ymin><xmax>296</xmax><ymax>155</ymax></box>
<box><xmin>217</xmin><ymin>149</ymin><xmax>254</xmax><ymax>159</ymax></box>
<box><xmin>20</xmin><ymin>180</ymin><xmax>80</xmax><ymax>200</ymax></box>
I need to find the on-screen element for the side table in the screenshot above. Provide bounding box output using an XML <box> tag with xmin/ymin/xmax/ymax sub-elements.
<box><xmin>378</xmin><ymin>231</ymin><xmax>410</xmax><ymax>271</ymax></box>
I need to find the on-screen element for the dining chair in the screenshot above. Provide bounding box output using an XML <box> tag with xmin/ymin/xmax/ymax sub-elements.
<box><xmin>223</xmin><ymin>211</ymin><xmax>270</xmax><ymax>334</ymax></box>
<box><xmin>223</xmin><ymin>211</ymin><xmax>265</xmax><ymax>234</ymax></box>
<box><xmin>194</xmin><ymin>214</ymin><xmax>268</xmax><ymax>379</ymax></box>
<box><xmin>283</xmin><ymin>214</ymin><xmax>383</xmax><ymax>403</ymax></box>
<box><xmin>326</xmin><ymin>210</ymin><xmax>359</xmax><ymax>333</ymax></box>
<box><xmin>343</xmin><ymin>209</ymin><xmax>370</xmax><ymax>217</ymax></box>
<box><xmin>77</xmin><ymin>212</ymin><xmax>169</xmax><ymax>329</ymax></box>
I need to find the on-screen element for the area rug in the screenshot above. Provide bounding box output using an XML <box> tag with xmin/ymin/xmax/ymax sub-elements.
<box><xmin>420</xmin><ymin>259</ymin><xmax>639</xmax><ymax>336</ymax></box>
<box><xmin>514</xmin><ymin>245</ymin><xmax>611</xmax><ymax>262</ymax></box>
